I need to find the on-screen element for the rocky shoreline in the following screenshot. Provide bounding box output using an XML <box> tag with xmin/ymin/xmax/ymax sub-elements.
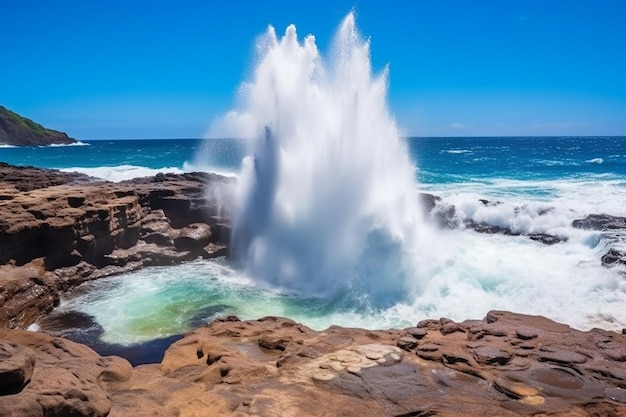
<box><xmin>1</xmin><ymin>163</ymin><xmax>626</xmax><ymax>416</ymax></box>
<box><xmin>0</xmin><ymin>163</ymin><xmax>234</xmax><ymax>328</ymax></box>
<box><xmin>1</xmin><ymin>312</ymin><xmax>625</xmax><ymax>416</ymax></box>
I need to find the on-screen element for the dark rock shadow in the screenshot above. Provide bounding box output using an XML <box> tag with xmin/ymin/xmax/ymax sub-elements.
<box><xmin>37</xmin><ymin>310</ymin><xmax>182</xmax><ymax>366</ymax></box>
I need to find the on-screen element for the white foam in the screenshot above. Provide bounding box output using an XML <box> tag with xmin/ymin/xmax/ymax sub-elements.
<box><xmin>46</xmin><ymin>141</ymin><xmax>90</xmax><ymax>147</ymax></box>
<box><xmin>0</xmin><ymin>144</ymin><xmax>17</xmax><ymax>148</ymax></box>
<box><xmin>27</xmin><ymin>323</ymin><xmax>41</xmax><ymax>332</ymax></box>
<box><xmin>585</xmin><ymin>157</ymin><xmax>604</xmax><ymax>164</ymax></box>
<box><xmin>182</xmin><ymin>161</ymin><xmax>239</xmax><ymax>179</ymax></box>
<box><xmin>444</xmin><ymin>149</ymin><xmax>472</xmax><ymax>154</ymax></box>
<box><xmin>406</xmin><ymin>230</ymin><xmax>625</xmax><ymax>331</ymax></box>
<box><xmin>60</xmin><ymin>165</ymin><xmax>184</xmax><ymax>182</ymax></box>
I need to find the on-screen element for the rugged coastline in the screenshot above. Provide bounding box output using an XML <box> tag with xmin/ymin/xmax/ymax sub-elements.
<box><xmin>1</xmin><ymin>163</ymin><xmax>626</xmax><ymax>416</ymax></box>
<box><xmin>0</xmin><ymin>163</ymin><xmax>233</xmax><ymax>328</ymax></box>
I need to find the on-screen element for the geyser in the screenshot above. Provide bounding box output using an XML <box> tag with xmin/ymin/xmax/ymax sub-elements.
<box><xmin>228</xmin><ymin>13</ymin><xmax>430</xmax><ymax>307</ymax></box>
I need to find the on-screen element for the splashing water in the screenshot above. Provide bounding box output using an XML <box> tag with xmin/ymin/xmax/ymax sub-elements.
<box><xmin>226</xmin><ymin>13</ymin><xmax>433</xmax><ymax>308</ymax></box>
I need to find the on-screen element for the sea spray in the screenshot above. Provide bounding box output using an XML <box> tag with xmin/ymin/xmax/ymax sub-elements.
<box><xmin>225</xmin><ymin>13</ymin><xmax>432</xmax><ymax>307</ymax></box>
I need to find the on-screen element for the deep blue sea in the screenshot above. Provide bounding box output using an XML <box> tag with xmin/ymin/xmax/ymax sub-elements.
<box><xmin>3</xmin><ymin>136</ymin><xmax>626</xmax><ymax>344</ymax></box>
<box><xmin>3</xmin><ymin>136</ymin><xmax>625</xmax><ymax>184</ymax></box>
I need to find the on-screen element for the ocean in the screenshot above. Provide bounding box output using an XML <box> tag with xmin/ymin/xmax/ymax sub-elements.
<box><xmin>3</xmin><ymin>136</ymin><xmax>626</xmax><ymax>346</ymax></box>
<box><xmin>4</xmin><ymin>15</ymin><xmax>626</xmax><ymax>349</ymax></box>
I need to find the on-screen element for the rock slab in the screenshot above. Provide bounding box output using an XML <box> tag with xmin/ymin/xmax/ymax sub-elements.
<box><xmin>3</xmin><ymin>311</ymin><xmax>625</xmax><ymax>416</ymax></box>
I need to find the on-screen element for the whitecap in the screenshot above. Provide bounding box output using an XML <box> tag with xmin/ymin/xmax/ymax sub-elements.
<box><xmin>444</xmin><ymin>149</ymin><xmax>472</xmax><ymax>154</ymax></box>
<box><xmin>60</xmin><ymin>165</ymin><xmax>184</xmax><ymax>182</ymax></box>
<box><xmin>41</xmin><ymin>141</ymin><xmax>90</xmax><ymax>148</ymax></box>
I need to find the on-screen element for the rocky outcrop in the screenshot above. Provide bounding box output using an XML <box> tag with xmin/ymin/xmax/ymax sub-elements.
<box><xmin>0</xmin><ymin>164</ymin><xmax>234</xmax><ymax>328</ymax></box>
<box><xmin>0</xmin><ymin>312</ymin><xmax>624</xmax><ymax>416</ymax></box>
<box><xmin>0</xmin><ymin>328</ymin><xmax>130</xmax><ymax>417</ymax></box>
<box><xmin>419</xmin><ymin>193</ymin><xmax>567</xmax><ymax>245</ymax></box>
<box><xmin>0</xmin><ymin>106</ymin><xmax>77</xmax><ymax>146</ymax></box>
<box><xmin>572</xmin><ymin>214</ymin><xmax>626</xmax><ymax>269</ymax></box>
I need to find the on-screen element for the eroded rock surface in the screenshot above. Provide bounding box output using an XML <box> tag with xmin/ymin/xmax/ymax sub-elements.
<box><xmin>0</xmin><ymin>164</ymin><xmax>233</xmax><ymax>327</ymax></box>
<box><xmin>0</xmin><ymin>328</ymin><xmax>131</xmax><ymax>417</ymax></box>
<box><xmin>2</xmin><ymin>312</ymin><xmax>625</xmax><ymax>416</ymax></box>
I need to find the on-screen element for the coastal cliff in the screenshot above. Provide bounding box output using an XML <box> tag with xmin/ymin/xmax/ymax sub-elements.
<box><xmin>0</xmin><ymin>106</ymin><xmax>77</xmax><ymax>146</ymax></box>
<box><xmin>0</xmin><ymin>163</ymin><xmax>233</xmax><ymax>328</ymax></box>
<box><xmin>1</xmin><ymin>163</ymin><xmax>625</xmax><ymax>416</ymax></box>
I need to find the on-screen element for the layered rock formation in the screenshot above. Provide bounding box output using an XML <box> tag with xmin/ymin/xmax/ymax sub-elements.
<box><xmin>0</xmin><ymin>106</ymin><xmax>77</xmax><ymax>146</ymax></box>
<box><xmin>1</xmin><ymin>312</ymin><xmax>625</xmax><ymax>416</ymax></box>
<box><xmin>0</xmin><ymin>164</ymin><xmax>233</xmax><ymax>328</ymax></box>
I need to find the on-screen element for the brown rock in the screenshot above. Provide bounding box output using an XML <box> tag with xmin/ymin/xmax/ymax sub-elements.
<box><xmin>396</xmin><ymin>336</ymin><xmax>418</xmax><ymax>351</ymax></box>
<box><xmin>173</xmin><ymin>223</ymin><xmax>213</xmax><ymax>251</ymax></box>
<box><xmin>538</xmin><ymin>349</ymin><xmax>588</xmax><ymax>365</ymax></box>
<box><xmin>0</xmin><ymin>311</ymin><xmax>626</xmax><ymax>416</ymax></box>
<box><xmin>0</xmin><ymin>340</ymin><xmax>36</xmax><ymax>395</ymax></box>
<box><xmin>515</xmin><ymin>327</ymin><xmax>539</xmax><ymax>340</ymax></box>
<box><xmin>472</xmin><ymin>346</ymin><xmax>512</xmax><ymax>365</ymax></box>
<box><xmin>0</xmin><ymin>328</ymin><xmax>123</xmax><ymax>417</ymax></box>
<box><xmin>405</xmin><ymin>327</ymin><xmax>427</xmax><ymax>339</ymax></box>
<box><xmin>0</xmin><ymin>164</ymin><xmax>234</xmax><ymax>328</ymax></box>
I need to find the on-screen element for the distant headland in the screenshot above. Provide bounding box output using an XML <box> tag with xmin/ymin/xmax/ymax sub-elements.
<box><xmin>0</xmin><ymin>105</ymin><xmax>77</xmax><ymax>146</ymax></box>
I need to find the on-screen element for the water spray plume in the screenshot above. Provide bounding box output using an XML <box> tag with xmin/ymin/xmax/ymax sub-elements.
<box><xmin>228</xmin><ymin>13</ymin><xmax>432</xmax><ymax>308</ymax></box>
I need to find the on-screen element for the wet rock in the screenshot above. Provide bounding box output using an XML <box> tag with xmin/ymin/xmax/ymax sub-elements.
<box><xmin>601</xmin><ymin>248</ymin><xmax>626</xmax><ymax>268</ymax></box>
<box><xmin>418</xmin><ymin>193</ymin><xmax>458</xmax><ymax>228</ymax></box>
<box><xmin>528</xmin><ymin>233</ymin><xmax>565</xmax><ymax>245</ymax></box>
<box><xmin>572</xmin><ymin>214</ymin><xmax>626</xmax><ymax>230</ymax></box>
<box><xmin>464</xmin><ymin>220</ymin><xmax>565</xmax><ymax>244</ymax></box>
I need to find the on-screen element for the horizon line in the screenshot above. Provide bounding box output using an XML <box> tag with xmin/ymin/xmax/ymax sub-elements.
<box><xmin>78</xmin><ymin>134</ymin><xmax>626</xmax><ymax>141</ymax></box>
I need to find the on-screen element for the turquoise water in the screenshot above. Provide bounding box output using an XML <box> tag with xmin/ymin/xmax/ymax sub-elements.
<box><xmin>4</xmin><ymin>137</ymin><xmax>626</xmax><ymax>343</ymax></box>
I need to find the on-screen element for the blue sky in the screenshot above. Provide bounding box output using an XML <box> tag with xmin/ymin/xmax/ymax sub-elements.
<box><xmin>2</xmin><ymin>1</ymin><xmax>625</xmax><ymax>139</ymax></box>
